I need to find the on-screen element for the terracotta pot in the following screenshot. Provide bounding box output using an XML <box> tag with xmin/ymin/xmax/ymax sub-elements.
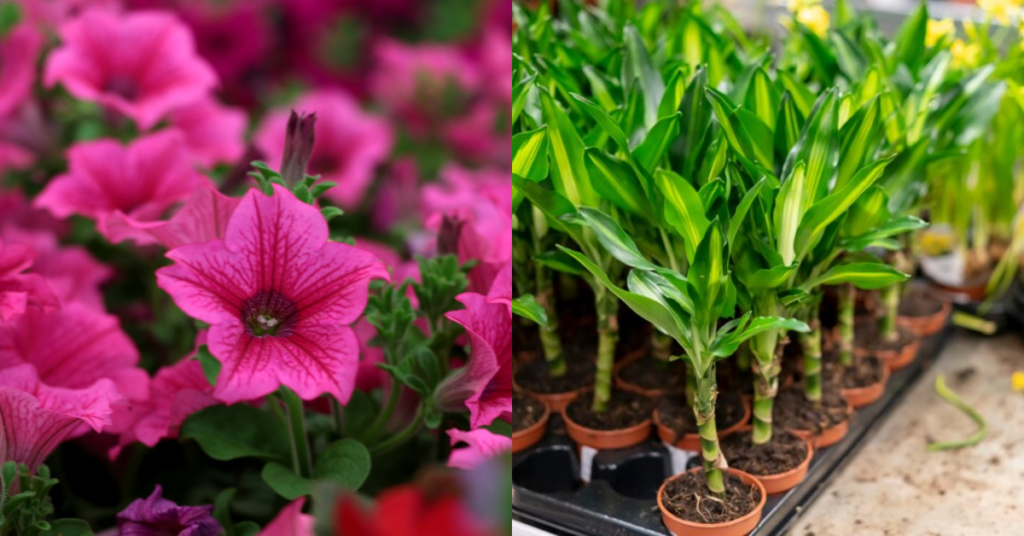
<box><xmin>732</xmin><ymin>427</ymin><xmax>814</xmax><ymax>495</ymax></box>
<box><xmin>514</xmin><ymin>377</ymin><xmax>584</xmax><ymax>412</ymax></box>
<box><xmin>897</xmin><ymin>298</ymin><xmax>952</xmax><ymax>337</ymax></box>
<box><xmin>839</xmin><ymin>361</ymin><xmax>890</xmax><ymax>409</ymax></box>
<box><xmin>787</xmin><ymin>400</ymin><xmax>853</xmax><ymax>448</ymax></box>
<box><xmin>855</xmin><ymin>337</ymin><xmax>920</xmax><ymax>372</ymax></box>
<box><xmin>653</xmin><ymin>398</ymin><xmax>751</xmax><ymax>452</ymax></box>
<box><xmin>561</xmin><ymin>391</ymin><xmax>652</xmax><ymax>450</ymax></box>
<box><xmin>657</xmin><ymin>468</ymin><xmax>767</xmax><ymax>536</ymax></box>
<box><xmin>613</xmin><ymin>350</ymin><xmax>680</xmax><ymax>398</ymax></box>
<box><xmin>512</xmin><ymin>397</ymin><xmax>551</xmax><ymax>454</ymax></box>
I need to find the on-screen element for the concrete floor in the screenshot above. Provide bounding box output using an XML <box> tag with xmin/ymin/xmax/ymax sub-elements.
<box><xmin>791</xmin><ymin>332</ymin><xmax>1024</xmax><ymax>536</ymax></box>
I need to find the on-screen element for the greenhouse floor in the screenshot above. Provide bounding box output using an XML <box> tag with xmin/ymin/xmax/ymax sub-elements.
<box><xmin>791</xmin><ymin>331</ymin><xmax>1024</xmax><ymax>536</ymax></box>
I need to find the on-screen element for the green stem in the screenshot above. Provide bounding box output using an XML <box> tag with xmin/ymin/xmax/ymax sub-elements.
<box><xmin>364</xmin><ymin>382</ymin><xmax>402</xmax><ymax>445</ymax></box>
<box><xmin>331</xmin><ymin>397</ymin><xmax>346</xmax><ymax>436</ymax></box>
<box><xmin>926</xmin><ymin>374</ymin><xmax>987</xmax><ymax>451</ymax></box>
<box><xmin>651</xmin><ymin>330</ymin><xmax>673</xmax><ymax>363</ymax></box>
<box><xmin>685</xmin><ymin>362</ymin><xmax>697</xmax><ymax>407</ymax></box>
<box><xmin>749</xmin><ymin>293</ymin><xmax>781</xmax><ymax>445</ymax></box>
<box><xmin>533</xmin><ymin>208</ymin><xmax>566</xmax><ymax>377</ymax></box>
<box><xmin>736</xmin><ymin>344</ymin><xmax>751</xmax><ymax>372</ymax></box>
<box><xmin>591</xmin><ymin>288</ymin><xmax>620</xmax><ymax>413</ymax></box>
<box><xmin>694</xmin><ymin>364</ymin><xmax>725</xmax><ymax>497</ymax></box>
<box><xmin>371</xmin><ymin>409</ymin><xmax>425</xmax><ymax>455</ymax></box>
<box><xmin>278</xmin><ymin>388</ymin><xmax>313</xmax><ymax>479</ymax></box>
<box><xmin>879</xmin><ymin>283</ymin><xmax>899</xmax><ymax>343</ymax></box>
<box><xmin>800</xmin><ymin>315</ymin><xmax>823</xmax><ymax>405</ymax></box>
<box><xmin>837</xmin><ymin>283</ymin><xmax>855</xmax><ymax>367</ymax></box>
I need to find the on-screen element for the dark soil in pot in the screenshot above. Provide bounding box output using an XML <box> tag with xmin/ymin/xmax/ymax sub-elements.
<box><xmin>619</xmin><ymin>357</ymin><xmax>687</xmax><ymax>393</ymax></box>
<box><xmin>660</xmin><ymin>470</ymin><xmax>762</xmax><ymax>524</ymax></box>
<box><xmin>514</xmin><ymin>392</ymin><xmax>546</xmax><ymax>432</ymax></box>
<box><xmin>565</xmin><ymin>390</ymin><xmax>653</xmax><ymax>430</ymax></box>
<box><xmin>824</xmin><ymin>352</ymin><xmax>885</xmax><ymax>390</ymax></box>
<box><xmin>515</xmin><ymin>356</ymin><xmax>595</xmax><ymax>394</ymax></box>
<box><xmin>774</xmin><ymin>386</ymin><xmax>849</xmax><ymax>434</ymax></box>
<box><xmin>898</xmin><ymin>286</ymin><xmax>944</xmax><ymax>318</ymax></box>
<box><xmin>854</xmin><ymin>322</ymin><xmax>916</xmax><ymax>353</ymax></box>
<box><xmin>657</xmin><ymin>391</ymin><xmax>746</xmax><ymax>438</ymax></box>
<box><xmin>720</xmin><ymin>430</ymin><xmax>808</xmax><ymax>477</ymax></box>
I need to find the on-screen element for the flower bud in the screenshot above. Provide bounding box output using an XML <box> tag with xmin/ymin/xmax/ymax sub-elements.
<box><xmin>280</xmin><ymin>110</ymin><xmax>316</xmax><ymax>187</ymax></box>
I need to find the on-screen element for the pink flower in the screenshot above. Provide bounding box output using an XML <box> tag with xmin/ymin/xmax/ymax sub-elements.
<box><xmin>254</xmin><ymin>90</ymin><xmax>392</xmax><ymax>209</ymax></box>
<box><xmin>44</xmin><ymin>9</ymin><xmax>218</xmax><ymax>130</ymax></box>
<box><xmin>446</xmin><ymin>428</ymin><xmax>511</xmax><ymax>471</ymax></box>
<box><xmin>0</xmin><ymin>363</ymin><xmax>119</xmax><ymax>471</ymax></box>
<box><xmin>442</xmin><ymin>101</ymin><xmax>511</xmax><ymax>166</ymax></box>
<box><xmin>0</xmin><ymin>238</ymin><xmax>59</xmax><ymax>321</ymax></box>
<box><xmin>0</xmin><ymin>223</ymin><xmax>110</xmax><ymax>310</ymax></box>
<box><xmin>478</xmin><ymin>26</ymin><xmax>512</xmax><ymax>104</ymax></box>
<box><xmin>372</xmin><ymin>158</ymin><xmax>420</xmax><ymax>231</ymax></box>
<box><xmin>18</xmin><ymin>0</ymin><xmax>121</xmax><ymax>29</ymax></box>
<box><xmin>258</xmin><ymin>498</ymin><xmax>314</xmax><ymax>536</ymax></box>
<box><xmin>176</xmin><ymin>1</ymin><xmax>273</xmax><ymax>93</ymax></box>
<box><xmin>0</xmin><ymin>24</ymin><xmax>44</xmax><ymax>118</ymax></box>
<box><xmin>169</xmin><ymin>97</ymin><xmax>247</xmax><ymax>169</ymax></box>
<box><xmin>117</xmin><ymin>485</ymin><xmax>220</xmax><ymax>536</ymax></box>
<box><xmin>437</xmin><ymin>290</ymin><xmax>512</xmax><ymax>429</ymax></box>
<box><xmin>486</xmin><ymin>261</ymin><xmax>512</xmax><ymax>315</ymax></box>
<box><xmin>124</xmin><ymin>349</ymin><xmax>215</xmax><ymax>449</ymax></box>
<box><xmin>35</xmin><ymin>130</ymin><xmax>202</xmax><ymax>244</ymax></box>
<box><xmin>111</xmin><ymin>180</ymin><xmax>242</xmax><ymax>249</ymax></box>
<box><xmin>156</xmin><ymin>185</ymin><xmax>390</xmax><ymax>404</ymax></box>
<box><xmin>0</xmin><ymin>140</ymin><xmax>34</xmax><ymax>175</ymax></box>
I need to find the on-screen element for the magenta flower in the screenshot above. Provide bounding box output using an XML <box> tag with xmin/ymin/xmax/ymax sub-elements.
<box><xmin>446</xmin><ymin>428</ymin><xmax>512</xmax><ymax>471</ymax></box>
<box><xmin>0</xmin><ymin>24</ymin><xmax>44</xmax><ymax>118</ymax></box>
<box><xmin>169</xmin><ymin>97</ymin><xmax>248</xmax><ymax>169</ymax></box>
<box><xmin>372</xmin><ymin>158</ymin><xmax>420</xmax><ymax>231</ymax></box>
<box><xmin>0</xmin><ymin>238</ymin><xmax>59</xmax><ymax>321</ymax></box>
<box><xmin>436</xmin><ymin>290</ymin><xmax>512</xmax><ymax>429</ymax></box>
<box><xmin>35</xmin><ymin>130</ymin><xmax>202</xmax><ymax>244</ymax></box>
<box><xmin>0</xmin><ymin>140</ymin><xmax>34</xmax><ymax>176</ymax></box>
<box><xmin>110</xmin><ymin>180</ymin><xmax>242</xmax><ymax>249</ymax></box>
<box><xmin>258</xmin><ymin>498</ymin><xmax>314</xmax><ymax>536</ymax></box>
<box><xmin>156</xmin><ymin>185</ymin><xmax>390</xmax><ymax>404</ymax></box>
<box><xmin>117</xmin><ymin>485</ymin><xmax>220</xmax><ymax>536</ymax></box>
<box><xmin>443</xmin><ymin>101</ymin><xmax>511</xmax><ymax>166</ymax></box>
<box><xmin>125</xmin><ymin>353</ymin><xmax>215</xmax><ymax>450</ymax></box>
<box><xmin>486</xmin><ymin>261</ymin><xmax>512</xmax><ymax>315</ymax></box>
<box><xmin>0</xmin><ymin>363</ymin><xmax>119</xmax><ymax>471</ymax></box>
<box><xmin>1</xmin><ymin>224</ymin><xmax>110</xmax><ymax>310</ymax></box>
<box><xmin>44</xmin><ymin>9</ymin><xmax>218</xmax><ymax>130</ymax></box>
<box><xmin>254</xmin><ymin>90</ymin><xmax>392</xmax><ymax>209</ymax></box>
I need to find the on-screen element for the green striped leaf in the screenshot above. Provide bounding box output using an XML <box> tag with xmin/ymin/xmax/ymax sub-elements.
<box><xmin>512</xmin><ymin>126</ymin><xmax>548</xmax><ymax>182</ymax></box>
<box><xmin>512</xmin><ymin>295</ymin><xmax>548</xmax><ymax>326</ymax></box>
<box><xmin>584</xmin><ymin>149</ymin><xmax>650</xmax><ymax>216</ymax></box>
<box><xmin>728</xmin><ymin>177</ymin><xmax>768</xmax><ymax>246</ymax></box>
<box><xmin>801</xmin><ymin>262</ymin><xmax>909</xmax><ymax>291</ymax></box>
<box><xmin>773</xmin><ymin>161</ymin><xmax>807</xmax><ymax>266</ymax></box>
<box><xmin>775</xmin><ymin>93</ymin><xmax>803</xmax><ymax>158</ymax></box>
<box><xmin>571</xmin><ymin>93</ymin><xmax>629</xmax><ymax>151</ymax></box>
<box><xmin>623</xmin><ymin>25</ymin><xmax>665</xmax><ymax>130</ymax></box>
<box><xmin>778</xmin><ymin>70</ymin><xmax>816</xmax><ymax>118</ymax></box>
<box><xmin>540</xmin><ymin>90</ymin><xmax>595</xmax><ymax>207</ymax></box>
<box><xmin>634</xmin><ymin>112</ymin><xmax>681</xmax><ymax>171</ymax></box>
<box><xmin>744</xmin><ymin>67</ymin><xmax>778</xmax><ymax>131</ymax></box>
<box><xmin>689</xmin><ymin>221</ymin><xmax>725</xmax><ymax>316</ymax></box>
<box><xmin>837</xmin><ymin>97</ymin><xmax>881</xmax><ymax>188</ymax></box>
<box><xmin>512</xmin><ymin>75</ymin><xmax>535</xmax><ymax>125</ymax></box>
<box><xmin>782</xmin><ymin>91</ymin><xmax>838</xmax><ymax>209</ymax></box>
<box><xmin>577</xmin><ymin>207</ymin><xmax>658</xmax><ymax>271</ymax></box>
<box><xmin>654</xmin><ymin>169</ymin><xmax>710</xmax><ymax>263</ymax></box>
<box><xmin>582</xmin><ymin>66</ymin><xmax>617</xmax><ymax>112</ymax></box>
<box><xmin>658</xmin><ymin>67</ymin><xmax>688</xmax><ymax>119</ymax></box>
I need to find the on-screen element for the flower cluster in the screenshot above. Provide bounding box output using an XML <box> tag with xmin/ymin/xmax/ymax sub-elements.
<box><xmin>0</xmin><ymin>0</ymin><xmax>510</xmax><ymax>533</ymax></box>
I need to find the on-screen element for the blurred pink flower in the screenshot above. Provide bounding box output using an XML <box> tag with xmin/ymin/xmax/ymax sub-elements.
<box><xmin>0</xmin><ymin>237</ymin><xmax>59</xmax><ymax>321</ymax></box>
<box><xmin>0</xmin><ymin>140</ymin><xmax>34</xmax><ymax>175</ymax></box>
<box><xmin>258</xmin><ymin>498</ymin><xmax>314</xmax><ymax>536</ymax></box>
<box><xmin>44</xmin><ymin>9</ymin><xmax>218</xmax><ymax>129</ymax></box>
<box><xmin>18</xmin><ymin>0</ymin><xmax>122</xmax><ymax>29</ymax></box>
<box><xmin>443</xmin><ymin>101</ymin><xmax>511</xmax><ymax>166</ymax></box>
<box><xmin>478</xmin><ymin>26</ymin><xmax>512</xmax><ymax>105</ymax></box>
<box><xmin>177</xmin><ymin>1</ymin><xmax>273</xmax><ymax>90</ymax></box>
<box><xmin>35</xmin><ymin>130</ymin><xmax>202</xmax><ymax>244</ymax></box>
<box><xmin>0</xmin><ymin>363</ymin><xmax>119</xmax><ymax>471</ymax></box>
<box><xmin>169</xmin><ymin>97</ymin><xmax>247</xmax><ymax>169</ymax></box>
<box><xmin>126</xmin><ymin>350</ymin><xmax>215</xmax><ymax>449</ymax></box>
<box><xmin>111</xmin><ymin>180</ymin><xmax>241</xmax><ymax>249</ymax></box>
<box><xmin>156</xmin><ymin>185</ymin><xmax>389</xmax><ymax>404</ymax></box>
<box><xmin>446</xmin><ymin>428</ymin><xmax>511</xmax><ymax>471</ymax></box>
<box><xmin>117</xmin><ymin>485</ymin><xmax>220</xmax><ymax>536</ymax></box>
<box><xmin>372</xmin><ymin>158</ymin><xmax>420</xmax><ymax>231</ymax></box>
<box><xmin>486</xmin><ymin>261</ymin><xmax>511</xmax><ymax>315</ymax></box>
<box><xmin>254</xmin><ymin>90</ymin><xmax>392</xmax><ymax>209</ymax></box>
<box><xmin>0</xmin><ymin>24</ymin><xmax>44</xmax><ymax>118</ymax></box>
<box><xmin>437</xmin><ymin>290</ymin><xmax>511</xmax><ymax>429</ymax></box>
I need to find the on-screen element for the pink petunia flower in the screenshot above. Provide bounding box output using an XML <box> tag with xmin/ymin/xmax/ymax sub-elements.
<box><xmin>118</xmin><ymin>485</ymin><xmax>220</xmax><ymax>536</ymax></box>
<box><xmin>0</xmin><ymin>238</ymin><xmax>59</xmax><ymax>321</ymax></box>
<box><xmin>176</xmin><ymin>1</ymin><xmax>273</xmax><ymax>98</ymax></box>
<box><xmin>35</xmin><ymin>130</ymin><xmax>202</xmax><ymax>244</ymax></box>
<box><xmin>442</xmin><ymin>101</ymin><xmax>511</xmax><ymax>167</ymax></box>
<box><xmin>169</xmin><ymin>97</ymin><xmax>248</xmax><ymax>169</ymax></box>
<box><xmin>44</xmin><ymin>9</ymin><xmax>218</xmax><ymax>130</ymax></box>
<box><xmin>0</xmin><ymin>24</ymin><xmax>45</xmax><ymax>118</ymax></box>
<box><xmin>0</xmin><ymin>363</ymin><xmax>119</xmax><ymax>471</ymax></box>
<box><xmin>18</xmin><ymin>0</ymin><xmax>122</xmax><ymax>29</ymax></box>
<box><xmin>124</xmin><ymin>350</ymin><xmax>215</xmax><ymax>450</ymax></box>
<box><xmin>254</xmin><ymin>90</ymin><xmax>392</xmax><ymax>209</ymax></box>
<box><xmin>258</xmin><ymin>498</ymin><xmax>314</xmax><ymax>536</ymax></box>
<box><xmin>109</xmin><ymin>180</ymin><xmax>242</xmax><ymax>249</ymax></box>
<box><xmin>156</xmin><ymin>185</ymin><xmax>390</xmax><ymax>404</ymax></box>
<box><xmin>446</xmin><ymin>428</ymin><xmax>512</xmax><ymax>471</ymax></box>
<box><xmin>372</xmin><ymin>158</ymin><xmax>420</xmax><ymax>232</ymax></box>
<box><xmin>486</xmin><ymin>261</ymin><xmax>512</xmax><ymax>316</ymax></box>
<box><xmin>436</xmin><ymin>290</ymin><xmax>512</xmax><ymax>429</ymax></box>
<box><xmin>0</xmin><ymin>223</ymin><xmax>110</xmax><ymax>310</ymax></box>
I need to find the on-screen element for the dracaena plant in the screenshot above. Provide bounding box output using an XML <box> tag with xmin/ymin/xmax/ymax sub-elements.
<box><xmin>561</xmin><ymin>208</ymin><xmax>807</xmax><ymax>496</ymax></box>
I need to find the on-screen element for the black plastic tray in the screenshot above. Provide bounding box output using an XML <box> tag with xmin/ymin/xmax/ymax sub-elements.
<box><xmin>512</xmin><ymin>326</ymin><xmax>953</xmax><ymax>536</ymax></box>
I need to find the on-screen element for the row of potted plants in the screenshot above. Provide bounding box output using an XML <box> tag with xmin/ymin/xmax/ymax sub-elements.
<box><xmin>512</xmin><ymin>0</ymin><xmax>1022</xmax><ymax>534</ymax></box>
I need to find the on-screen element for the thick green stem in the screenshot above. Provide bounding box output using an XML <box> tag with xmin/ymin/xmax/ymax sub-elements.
<box><xmin>531</xmin><ymin>206</ymin><xmax>565</xmax><ymax>377</ymax></box>
<box><xmin>736</xmin><ymin>344</ymin><xmax>751</xmax><ymax>371</ymax></box>
<box><xmin>278</xmin><ymin>388</ymin><xmax>313</xmax><ymax>479</ymax></box>
<box><xmin>800</xmin><ymin>316</ymin><xmax>823</xmax><ymax>405</ymax></box>
<box><xmin>364</xmin><ymin>382</ymin><xmax>402</xmax><ymax>444</ymax></box>
<box><xmin>371</xmin><ymin>409</ymin><xmax>424</xmax><ymax>456</ymax></box>
<box><xmin>694</xmin><ymin>364</ymin><xmax>725</xmax><ymax>497</ymax></box>
<box><xmin>685</xmin><ymin>362</ymin><xmax>697</xmax><ymax>407</ymax></box>
<box><xmin>879</xmin><ymin>283</ymin><xmax>899</xmax><ymax>343</ymax></box>
<box><xmin>651</xmin><ymin>330</ymin><xmax>673</xmax><ymax>363</ymax></box>
<box><xmin>837</xmin><ymin>283</ymin><xmax>855</xmax><ymax>367</ymax></box>
<box><xmin>750</xmin><ymin>293</ymin><xmax>781</xmax><ymax>445</ymax></box>
<box><xmin>592</xmin><ymin>288</ymin><xmax>620</xmax><ymax>413</ymax></box>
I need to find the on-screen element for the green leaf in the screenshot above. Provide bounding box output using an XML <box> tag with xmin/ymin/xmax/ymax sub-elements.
<box><xmin>512</xmin><ymin>126</ymin><xmax>549</xmax><ymax>183</ymax></box>
<box><xmin>315</xmin><ymin>439</ymin><xmax>371</xmax><ymax>490</ymax></box>
<box><xmin>40</xmin><ymin>519</ymin><xmax>94</xmax><ymax>536</ymax></box>
<box><xmin>512</xmin><ymin>75</ymin><xmax>534</xmax><ymax>125</ymax></box>
<box><xmin>623</xmin><ymin>25</ymin><xmax>665</xmax><ymax>129</ymax></box>
<box><xmin>181</xmin><ymin>405</ymin><xmax>291</xmax><ymax>463</ymax></box>
<box><xmin>321</xmin><ymin>206</ymin><xmax>344</xmax><ymax>222</ymax></box>
<box><xmin>727</xmin><ymin>177</ymin><xmax>768</xmax><ymax>246</ymax></box>
<box><xmin>658</xmin><ymin>67</ymin><xmax>687</xmax><ymax>119</ymax></box>
<box><xmin>584</xmin><ymin>149</ymin><xmax>650</xmax><ymax>216</ymax></box>
<box><xmin>795</xmin><ymin>155</ymin><xmax>895</xmax><ymax>258</ymax></box>
<box><xmin>571</xmin><ymin>93</ymin><xmax>629</xmax><ymax>151</ymax></box>
<box><xmin>0</xmin><ymin>4</ymin><xmax>21</xmax><ymax>39</ymax></box>
<box><xmin>230</xmin><ymin>522</ymin><xmax>260</xmax><ymax>536</ymax></box>
<box><xmin>633</xmin><ymin>112</ymin><xmax>681</xmax><ymax>172</ymax></box>
<box><xmin>743</xmin><ymin>264</ymin><xmax>799</xmax><ymax>290</ymax></box>
<box><xmin>782</xmin><ymin>91</ymin><xmax>838</xmax><ymax>209</ymax></box>
<box><xmin>801</xmin><ymin>262</ymin><xmax>909</xmax><ymax>291</ymax></box>
<box><xmin>778</xmin><ymin>70</ymin><xmax>816</xmax><ymax>118</ymax></box>
<box><xmin>540</xmin><ymin>90</ymin><xmax>594</xmax><ymax>206</ymax></box>
<box><xmin>512</xmin><ymin>175</ymin><xmax>580</xmax><ymax>239</ymax></box>
<box><xmin>837</xmin><ymin>97</ymin><xmax>881</xmax><ymax>188</ymax></box>
<box><xmin>744</xmin><ymin>67</ymin><xmax>778</xmax><ymax>131</ymax></box>
<box><xmin>196</xmin><ymin>345</ymin><xmax>220</xmax><ymax>387</ymax></box>
<box><xmin>262</xmin><ymin>462</ymin><xmax>310</xmax><ymax>500</ymax></box>
<box><xmin>842</xmin><ymin>215</ymin><xmax>928</xmax><ymax>251</ymax></box>
<box><xmin>891</xmin><ymin>1</ymin><xmax>928</xmax><ymax>74</ymax></box>
<box><xmin>654</xmin><ymin>169</ymin><xmax>709</xmax><ymax>263</ymax></box>
<box><xmin>534</xmin><ymin>249</ymin><xmax>585</xmax><ymax>275</ymax></box>
<box><xmin>213</xmin><ymin>488</ymin><xmax>236</xmax><ymax>530</ymax></box>
<box><xmin>582</xmin><ymin>66</ymin><xmax>617</xmax><ymax>111</ymax></box>
<box><xmin>577</xmin><ymin>207</ymin><xmax>659</xmax><ymax>271</ymax></box>
<box><xmin>711</xmin><ymin>316</ymin><xmax>810</xmax><ymax>357</ymax></box>
<box><xmin>681</xmin><ymin>67</ymin><xmax>711</xmax><ymax>179</ymax></box>
<box><xmin>511</xmin><ymin>295</ymin><xmax>548</xmax><ymax>326</ymax></box>
<box><xmin>689</xmin><ymin>221</ymin><xmax>725</xmax><ymax>315</ymax></box>
<box><xmin>774</xmin><ymin>161</ymin><xmax>807</xmax><ymax>266</ymax></box>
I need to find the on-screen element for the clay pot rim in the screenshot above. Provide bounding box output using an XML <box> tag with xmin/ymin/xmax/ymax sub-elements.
<box><xmin>613</xmin><ymin>349</ymin><xmax>684</xmax><ymax>398</ymax></box>
<box><xmin>512</xmin><ymin>395</ymin><xmax>551</xmax><ymax>452</ymax></box>
<box><xmin>513</xmin><ymin>375</ymin><xmax>586</xmax><ymax>399</ymax></box>
<box><xmin>560</xmin><ymin>388</ymin><xmax>654</xmax><ymax>438</ymax></box>
<box><xmin>652</xmin><ymin>397</ymin><xmax>752</xmax><ymax>445</ymax></box>
<box><xmin>656</xmin><ymin>467</ymin><xmax>767</xmax><ymax>531</ymax></box>
<box><xmin>785</xmin><ymin>398</ymin><xmax>854</xmax><ymax>437</ymax></box>
<box><xmin>839</xmin><ymin>358</ymin><xmax>890</xmax><ymax>398</ymax></box>
<box><xmin>897</xmin><ymin>294</ymin><xmax>952</xmax><ymax>321</ymax></box>
<box><xmin>727</xmin><ymin>426</ymin><xmax>814</xmax><ymax>482</ymax></box>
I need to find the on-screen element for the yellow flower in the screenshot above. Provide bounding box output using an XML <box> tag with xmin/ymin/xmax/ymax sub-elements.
<box><xmin>978</xmin><ymin>0</ymin><xmax>1022</xmax><ymax>26</ymax></box>
<box><xmin>1013</xmin><ymin>371</ymin><xmax>1024</xmax><ymax>392</ymax></box>
<box><xmin>787</xmin><ymin>0</ymin><xmax>821</xmax><ymax>14</ymax></box>
<box><xmin>925</xmin><ymin>18</ymin><xmax>955</xmax><ymax>48</ymax></box>
<box><xmin>796</xmin><ymin>5</ymin><xmax>830</xmax><ymax>38</ymax></box>
<box><xmin>950</xmin><ymin>39</ymin><xmax>982</xmax><ymax>69</ymax></box>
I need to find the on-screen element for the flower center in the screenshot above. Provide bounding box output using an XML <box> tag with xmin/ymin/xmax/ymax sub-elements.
<box><xmin>240</xmin><ymin>290</ymin><xmax>298</xmax><ymax>337</ymax></box>
<box><xmin>105</xmin><ymin>75</ymin><xmax>140</xmax><ymax>101</ymax></box>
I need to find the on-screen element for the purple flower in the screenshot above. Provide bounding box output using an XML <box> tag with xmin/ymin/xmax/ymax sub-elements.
<box><xmin>117</xmin><ymin>485</ymin><xmax>220</xmax><ymax>536</ymax></box>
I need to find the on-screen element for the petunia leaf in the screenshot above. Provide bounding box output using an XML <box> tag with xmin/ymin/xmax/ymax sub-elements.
<box><xmin>181</xmin><ymin>404</ymin><xmax>291</xmax><ymax>463</ymax></box>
